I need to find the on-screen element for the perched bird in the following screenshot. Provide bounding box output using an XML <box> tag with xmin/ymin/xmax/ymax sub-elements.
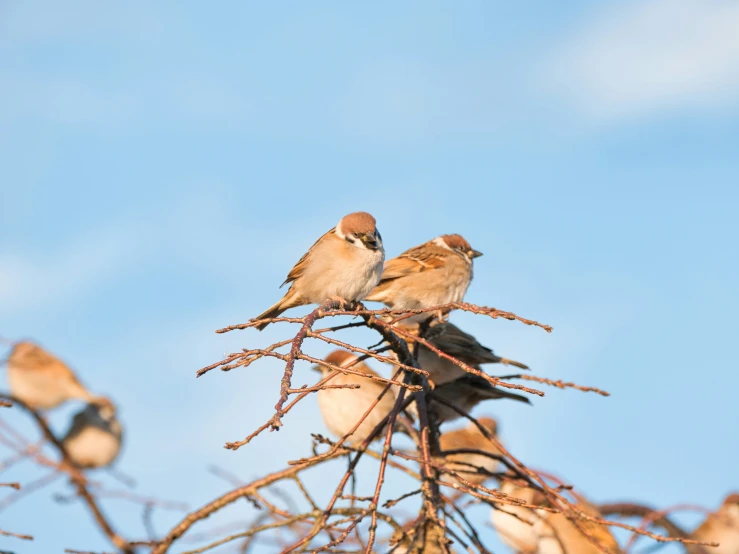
<box><xmin>418</xmin><ymin>321</ymin><xmax>529</xmax><ymax>385</ymax></box>
<box><xmin>491</xmin><ymin>479</ymin><xmax>542</xmax><ymax>553</ymax></box>
<box><xmin>436</xmin><ymin>417</ymin><xmax>501</xmax><ymax>488</ymax></box>
<box><xmin>491</xmin><ymin>479</ymin><xmax>622</xmax><ymax>554</ymax></box>
<box><xmin>390</xmin><ymin>518</ymin><xmax>458</xmax><ymax>554</ymax></box>
<box><xmin>313</xmin><ymin>350</ymin><xmax>397</xmax><ymax>446</ymax></box>
<box><xmin>365</xmin><ymin>234</ymin><xmax>481</xmax><ymax>321</ymax></box>
<box><xmin>428</xmin><ymin>374</ymin><xmax>530</xmax><ymax>424</ymax></box>
<box><xmin>62</xmin><ymin>397</ymin><xmax>123</xmax><ymax>469</ymax></box>
<box><xmin>692</xmin><ymin>493</ymin><xmax>739</xmax><ymax>554</ymax></box>
<box><xmin>254</xmin><ymin>212</ymin><xmax>384</xmax><ymax>330</ymax></box>
<box><xmin>6</xmin><ymin>341</ymin><xmax>94</xmax><ymax>410</ymax></box>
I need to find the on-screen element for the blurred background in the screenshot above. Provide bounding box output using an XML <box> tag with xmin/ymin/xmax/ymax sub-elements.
<box><xmin>1</xmin><ymin>0</ymin><xmax>737</xmax><ymax>552</ymax></box>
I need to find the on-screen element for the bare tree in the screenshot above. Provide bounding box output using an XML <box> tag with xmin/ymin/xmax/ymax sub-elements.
<box><xmin>0</xmin><ymin>300</ymin><xmax>724</xmax><ymax>553</ymax></box>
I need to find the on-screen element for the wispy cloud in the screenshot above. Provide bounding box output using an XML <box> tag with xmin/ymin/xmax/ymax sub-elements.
<box><xmin>547</xmin><ymin>0</ymin><xmax>739</xmax><ymax>119</ymax></box>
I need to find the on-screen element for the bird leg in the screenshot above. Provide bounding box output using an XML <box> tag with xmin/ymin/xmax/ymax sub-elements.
<box><xmin>328</xmin><ymin>296</ymin><xmax>349</xmax><ymax>311</ymax></box>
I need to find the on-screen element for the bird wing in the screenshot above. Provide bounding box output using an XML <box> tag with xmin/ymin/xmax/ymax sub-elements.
<box><xmin>377</xmin><ymin>243</ymin><xmax>447</xmax><ymax>282</ymax></box>
<box><xmin>461</xmin><ymin>376</ymin><xmax>532</xmax><ymax>404</ymax></box>
<box><xmin>280</xmin><ymin>227</ymin><xmax>336</xmax><ymax>288</ymax></box>
<box><xmin>62</xmin><ymin>411</ymin><xmax>89</xmax><ymax>443</ymax></box>
<box><xmin>20</xmin><ymin>347</ymin><xmax>90</xmax><ymax>389</ymax></box>
<box><xmin>434</xmin><ymin>327</ymin><xmax>479</xmax><ymax>355</ymax></box>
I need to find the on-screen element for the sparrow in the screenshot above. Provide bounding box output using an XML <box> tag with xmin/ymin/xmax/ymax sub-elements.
<box><xmin>254</xmin><ymin>212</ymin><xmax>384</xmax><ymax>330</ymax></box>
<box><xmin>364</xmin><ymin>234</ymin><xmax>481</xmax><ymax>321</ymax></box>
<box><xmin>390</xmin><ymin>518</ymin><xmax>458</xmax><ymax>554</ymax></box>
<box><xmin>6</xmin><ymin>341</ymin><xmax>95</xmax><ymax>410</ymax></box>
<box><xmin>418</xmin><ymin>321</ymin><xmax>529</xmax><ymax>386</ymax></box>
<box><xmin>436</xmin><ymin>417</ymin><xmax>501</xmax><ymax>488</ymax></box>
<box><xmin>428</xmin><ymin>374</ymin><xmax>531</xmax><ymax>424</ymax></box>
<box><xmin>313</xmin><ymin>350</ymin><xmax>397</xmax><ymax>446</ymax></box>
<box><xmin>692</xmin><ymin>493</ymin><xmax>739</xmax><ymax>554</ymax></box>
<box><xmin>491</xmin><ymin>479</ymin><xmax>622</xmax><ymax>554</ymax></box>
<box><xmin>62</xmin><ymin>397</ymin><xmax>123</xmax><ymax>469</ymax></box>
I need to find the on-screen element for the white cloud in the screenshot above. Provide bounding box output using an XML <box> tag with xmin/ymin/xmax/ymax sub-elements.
<box><xmin>548</xmin><ymin>0</ymin><xmax>739</xmax><ymax>118</ymax></box>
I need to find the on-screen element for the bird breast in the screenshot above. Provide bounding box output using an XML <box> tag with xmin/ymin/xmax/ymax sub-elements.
<box><xmin>7</xmin><ymin>367</ymin><xmax>87</xmax><ymax>410</ymax></box>
<box><xmin>316</xmin><ymin>376</ymin><xmax>395</xmax><ymax>445</ymax></box>
<box><xmin>417</xmin><ymin>346</ymin><xmax>468</xmax><ymax>386</ymax></box>
<box><xmin>300</xmin><ymin>236</ymin><xmax>384</xmax><ymax>303</ymax></box>
<box><xmin>64</xmin><ymin>425</ymin><xmax>121</xmax><ymax>469</ymax></box>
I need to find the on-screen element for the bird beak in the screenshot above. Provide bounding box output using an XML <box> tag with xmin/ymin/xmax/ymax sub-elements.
<box><xmin>361</xmin><ymin>234</ymin><xmax>379</xmax><ymax>251</ymax></box>
<box><xmin>311</xmin><ymin>364</ymin><xmax>323</xmax><ymax>373</ymax></box>
<box><xmin>468</xmin><ymin>249</ymin><xmax>483</xmax><ymax>259</ymax></box>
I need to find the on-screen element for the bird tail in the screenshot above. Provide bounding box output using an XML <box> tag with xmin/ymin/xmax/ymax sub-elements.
<box><xmin>253</xmin><ymin>290</ymin><xmax>300</xmax><ymax>331</ymax></box>
<box><xmin>482</xmin><ymin>388</ymin><xmax>532</xmax><ymax>405</ymax></box>
<box><xmin>498</xmin><ymin>358</ymin><xmax>529</xmax><ymax>370</ymax></box>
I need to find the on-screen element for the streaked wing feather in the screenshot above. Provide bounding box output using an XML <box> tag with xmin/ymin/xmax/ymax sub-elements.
<box><xmin>280</xmin><ymin>227</ymin><xmax>336</xmax><ymax>288</ymax></box>
<box><xmin>378</xmin><ymin>244</ymin><xmax>446</xmax><ymax>282</ymax></box>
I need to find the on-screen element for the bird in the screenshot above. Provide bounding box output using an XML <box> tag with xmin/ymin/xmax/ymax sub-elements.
<box><xmin>692</xmin><ymin>493</ymin><xmax>739</xmax><ymax>554</ymax></box>
<box><xmin>6</xmin><ymin>341</ymin><xmax>95</xmax><ymax>410</ymax></box>
<box><xmin>390</xmin><ymin>518</ymin><xmax>458</xmax><ymax>554</ymax></box>
<box><xmin>491</xmin><ymin>479</ymin><xmax>622</xmax><ymax>554</ymax></box>
<box><xmin>364</xmin><ymin>234</ymin><xmax>481</xmax><ymax>322</ymax></box>
<box><xmin>254</xmin><ymin>212</ymin><xmax>384</xmax><ymax>330</ymax></box>
<box><xmin>62</xmin><ymin>397</ymin><xmax>123</xmax><ymax>469</ymax></box>
<box><xmin>417</xmin><ymin>321</ymin><xmax>529</xmax><ymax>386</ymax></box>
<box><xmin>313</xmin><ymin>350</ymin><xmax>398</xmax><ymax>446</ymax></box>
<box><xmin>428</xmin><ymin>374</ymin><xmax>531</xmax><ymax>424</ymax></box>
<box><xmin>436</xmin><ymin>417</ymin><xmax>501</xmax><ymax>488</ymax></box>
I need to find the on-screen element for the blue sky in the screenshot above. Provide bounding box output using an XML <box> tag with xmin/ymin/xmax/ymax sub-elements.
<box><xmin>1</xmin><ymin>1</ymin><xmax>738</xmax><ymax>552</ymax></box>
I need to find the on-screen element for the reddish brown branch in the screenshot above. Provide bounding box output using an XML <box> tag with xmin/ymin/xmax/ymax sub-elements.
<box><xmin>598</xmin><ymin>502</ymin><xmax>712</xmax><ymax>554</ymax></box>
<box><xmin>0</xmin><ymin>527</ymin><xmax>33</xmax><ymax>540</ymax></box>
<box><xmin>0</xmin><ymin>394</ymin><xmax>133</xmax><ymax>553</ymax></box>
<box><xmin>502</xmin><ymin>373</ymin><xmax>611</xmax><ymax>396</ymax></box>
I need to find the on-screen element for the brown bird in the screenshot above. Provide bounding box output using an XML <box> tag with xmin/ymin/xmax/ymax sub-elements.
<box><xmin>390</xmin><ymin>518</ymin><xmax>458</xmax><ymax>554</ymax></box>
<box><xmin>418</xmin><ymin>321</ymin><xmax>529</xmax><ymax>386</ymax></box>
<box><xmin>6</xmin><ymin>341</ymin><xmax>94</xmax><ymax>410</ymax></box>
<box><xmin>313</xmin><ymin>350</ymin><xmax>397</xmax><ymax>446</ymax></box>
<box><xmin>692</xmin><ymin>493</ymin><xmax>739</xmax><ymax>554</ymax></box>
<box><xmin>62</xmin><ymin>397</ymin><xmax>123</xmax><ymax>469</ymax></box>
<box><xmin>428</xmin><ymin>374</ymin><xmax>530</xmax><ymax>424</ymax></box>
<box><xmin>365</xmin><ymin>234</ymin><xmax>481</xmax><ymax>322</ymax></box>
<box><xmin>254</xmin><ymin>212</ymin><xmax>384</xmax><ymax>330</ymax></box>
<box><xmin>491</xmin><ymin>479</ymin><xmax>622</xmax><ymax>554</ymax></box>
<box><xmin>436</xmin><ymin>417</ymin><xmax>501</xmax><ymax>488</ymax></box>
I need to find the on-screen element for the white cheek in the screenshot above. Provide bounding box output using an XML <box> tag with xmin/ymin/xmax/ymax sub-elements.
<box><xmin>433</xmin><ymin>237</ymin><xmax>451</xmax><ymax>250</ymax></box>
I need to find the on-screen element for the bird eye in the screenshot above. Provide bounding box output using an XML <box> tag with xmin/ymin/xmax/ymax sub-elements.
<box><xmin>353</xmin><ymin>232</ymin><xmax>361</xmax><ymax>238</ymax></box>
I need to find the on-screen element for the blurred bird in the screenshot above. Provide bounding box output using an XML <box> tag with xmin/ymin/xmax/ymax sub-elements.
<box><xmin>428</xmin><ymin>374</ymin><xmax>531</xmax><ymax>424</ymax></box>
<box><xmin>692</xmin><ymin>493</ymin><xmax>739</xmax><ymax>554</ymax></box>
<box><xmin>491</xmin><ymin>479</ymin><xmax>622</xmax><ymax>554</ymax></box>
<box><xmin>254</xmin><ymin>212</ymin><xmax>384</xmax><ymax>330</ymax></box>
<box><xmin>491</xmin><ymin>479</ymin><xmax>542</xmax><ymax>553</ymax></box>
<box><xmin>62</xmin><ymin>397</ymin><xmax>123</xmax><ymax>469</ymax></box>
<box><xmin>6</xmin><ymin>341</ymin><xmax>95</xmax><ymax>410</ymax></box>
<box><xmin>390</xmin><ymin>518</ymin><xmax>458</xmax><ymax>554</ymax></box>
<box><xmin>418</xmin><ymin>321</ymin><xmax>529</xmax><ymax>385</ymax></box>
<box><xmin>313</xmin><ymin>350</ymin><xmax>397</xmax><ymax>446</ymax></box>
<box><xmin>436</xmin><ymin>417</ymin><xmax>501</xmax><ymax>488</ymax></box>
<box><xmin>365</xmin><ymin>234</ymin><xmax>481</xmax><ymax>322</ymax></box>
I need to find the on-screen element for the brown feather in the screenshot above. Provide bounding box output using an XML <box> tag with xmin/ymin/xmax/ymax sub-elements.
<box><xmin>253</xmin><ymin>287</ymin><xmax>301</xmax><ymax>330</ymax></box>
<box><xmin>281</xmin><ymin>227</ymin><xmax>336</xmax><ymax>288</ymax></box>
<box><xmin>339</xmin><ymin>212</ymin><xmax>377</xmax><ymax>235</ymax></box>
